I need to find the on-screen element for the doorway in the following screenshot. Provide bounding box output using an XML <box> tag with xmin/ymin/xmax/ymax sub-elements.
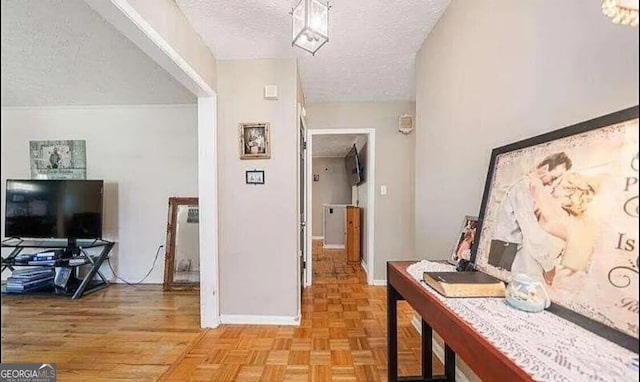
<box><xmin>305</xmin><ymin>129</ymin><xmax>376</xmax><ymax>286</ymax></box>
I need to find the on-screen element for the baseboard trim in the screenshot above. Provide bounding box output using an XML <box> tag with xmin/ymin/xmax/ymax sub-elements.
<box><xmin>323</xmin><ymin>244</ymin><xmax>344</xmax><ymax>250</ymax></box>
<box><xmin>311</xmin><ymin>236</ymin><xmax>324</xmax><ymax>240</ymax></box>
<box><xmin>410</xmin><ymin>315</ymin><xmax>471</xmax><ymax>382</ymax></box>
<box><xmin>372</xmin><ymin>279</ymin><xmax>386</xmax><ymax>286</ymax></box>
<box><xmin>220</xmin><ymin>314</ymin><xmax>300</xmax><ymax>326</ymax></box>
<box><xmin>361</xmin><ymin>260</ymin><xmax>368</xmax><ymax>274</ymax></box>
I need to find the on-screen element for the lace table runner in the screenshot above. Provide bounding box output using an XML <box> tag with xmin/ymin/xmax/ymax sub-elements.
<box><xmin>406</xmin><ymin>260</ymin><xmax>638</xmax><ymax>382</ymax></box>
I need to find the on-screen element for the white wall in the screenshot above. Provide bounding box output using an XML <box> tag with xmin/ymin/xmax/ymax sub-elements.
<box><xmin>311</xmin><ymin>157</ymin><xmax>351</xmax><ymax>237</ymax></box>
<box><xmin>0</xmin><ymin>105</ymin><xmax>198</xmax><ymax>283</ymax></box>
<box><xmin>217</xmin><ymin>59</ymin><xmax>299</xmax><ymax>318</ymax></box>
<box><xmin>306</xmin><ymin>102</ymin><xmax>416</xmax><ymax>281</ymax></box>
<box><xmin>414</xmin><ymin>0</ymin><xmax>639</xmax><ymax>260</ymax></box>
<box><xmin>122</xmin><ymin>0</ymin><xmax>217</xmax><ymax>91</ymax></box>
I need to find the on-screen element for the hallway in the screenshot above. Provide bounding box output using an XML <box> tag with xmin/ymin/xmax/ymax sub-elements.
<box><xmin>160</xmin><ymin>242</ymin><xmax>439</xmax><ymax>381</ymax></box>
<box><xmin>311</xmin><ymin>239</ymin><xmax>366</xmax><ymax>285</ymax></box>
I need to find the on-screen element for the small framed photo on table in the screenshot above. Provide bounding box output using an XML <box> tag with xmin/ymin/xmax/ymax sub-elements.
<box><xmin>448</xmin><ymin>215</ymin><xmax>478</xmax><ymax>266</ymax></box>
<box><xmin>246</xmin><ymin>170</ymin><xmax>265</xmax><ymax>185</ymax></box>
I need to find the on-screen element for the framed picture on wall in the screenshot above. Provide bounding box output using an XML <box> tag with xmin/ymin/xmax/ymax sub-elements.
<box><xmin>246</xmin><ymin>170</ymin><xmax>265</xmax><ymax>184</ymax></box>
<box><xmin>29</xmin><ymin>140</ymin><xmax>87</xmax><ymax>179</ymax></box>
<box><xmin>239</xmin><ymin>122</ymin><xmax>271</xmax><ymax>159</ymax></box>
<box><xmin>471</xmin><ymin>106</ymin><xmax>639</xmax><ymax>350</ymax></box>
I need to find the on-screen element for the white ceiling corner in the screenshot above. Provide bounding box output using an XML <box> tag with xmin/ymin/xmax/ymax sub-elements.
<box><xmin>1</xmin><ymin>0</ymin><xmax>196</xmax><ymax>107</ymax></box>
<box><xmin>176</xmin><ymin>0</ymin><xmax>451</xmax><ymax>102</ymax></box>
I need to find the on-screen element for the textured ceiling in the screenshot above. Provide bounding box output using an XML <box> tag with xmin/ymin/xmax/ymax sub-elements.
<box><xmin>176</xmin><ymin>0</ymin><xmax>451</xmax><ymax>102</ymax></box>
<box><xmin>312</xmin><ymin>134</ymin><xmax>363</xmax><ymax>157</ymax></box>
<box><xmin>1</xmin><ymin>0</ymin><xmax>195</xmax><ymax>107</ymax></box>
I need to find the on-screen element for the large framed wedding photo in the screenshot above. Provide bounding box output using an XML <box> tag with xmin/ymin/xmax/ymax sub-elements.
<box><xmin>471</xmin><ymin>106</ymin><xmax>639</xmax><ymax>350</ymax></box>
<box><xmin>239</xmin><ymin>122</ymin><xmax>271</xmax><ymax>160</ymax></box>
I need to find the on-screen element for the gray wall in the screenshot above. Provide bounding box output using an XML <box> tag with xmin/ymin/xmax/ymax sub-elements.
<box><xmin>414</xmin><ymin>0</ymin><xmax>640</xmax><ymax>261</ymax></box>
<box><xmin>217</xmin><ymin>59</ymin><xmax>299</xmax><ymax>318</ymax></box>
<box><xmin>323</xmin><ymin>205</ymin><xmax>346</xmax><ymax>247</ymax></box>
<box><xmin>311</xmin><ymin>157</ymin><xmax>351</xmax><ymax>237</ymax></box>
<box><xmin>306</xmin><ymin>102</ymin><xmax>416</xmax><ymax>281</ymax></box>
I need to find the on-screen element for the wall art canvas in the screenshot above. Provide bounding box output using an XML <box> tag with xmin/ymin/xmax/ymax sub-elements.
<box><xmin>30</xmin><ymin>140</ymin><xmax>87</xmax><ymax>179</ymax></box>
<box><xmin>472</xmin><ymin>107</ymin><xmax>639</xmax><ymax>345</ymax></box>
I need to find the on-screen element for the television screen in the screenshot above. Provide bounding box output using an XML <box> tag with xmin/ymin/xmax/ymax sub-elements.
<box><xmin>5</xmin><ymin>179</ymin><xmax>103</xmax><ymax>239</ymax></box>
<box><xmin>344</xmin><ymin>145</ymin><xmax>363</xmax><ymax>185</ymax></box>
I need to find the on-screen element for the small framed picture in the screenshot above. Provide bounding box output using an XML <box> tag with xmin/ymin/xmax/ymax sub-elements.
<box><xmin>448</xmin><ymin>215</ymin><xmax>478</xmax><ymax>265</ymax></box>
<box><xmin>187</xmin><ymin>208</ymin><xmax>199</xmax><ymax>223</ymax></box>
<box><xmin>239</xmin><ymin>122</ymin><xmax>271</xmax><ymax>159</ymax></box>
<box><xmin>246</xmin><ymin>170</ymin><xmax>265</xmax><ymax>185</ymax></box>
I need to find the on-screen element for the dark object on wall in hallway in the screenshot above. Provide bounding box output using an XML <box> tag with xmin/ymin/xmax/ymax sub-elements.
<box><xmin>344</xmin><ymin>144</ymin><xmax>364</xmax><ymax>186</ymax></box>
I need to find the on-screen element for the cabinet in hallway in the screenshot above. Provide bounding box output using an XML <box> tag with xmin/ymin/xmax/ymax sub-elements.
<box><xmin>345</xmin><ymin>206</ymin><xmax>362</xmax><ymax>263</ymax></box>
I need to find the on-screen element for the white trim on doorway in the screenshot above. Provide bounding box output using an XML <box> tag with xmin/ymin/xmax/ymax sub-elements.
<box><xmin>88</xmin><ymin>0</ymin><xmax>219</xmax><ymax>328</ymax></box>
<box><xmin>306</xmin><ymin>128</ymin><xmax>376</xmax><ymax>286</ymax></box>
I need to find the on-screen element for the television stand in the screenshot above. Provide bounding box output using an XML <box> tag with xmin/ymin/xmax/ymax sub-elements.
<box><xmin>1</xmin><ymin>238</ymin><xmax>115</xmax><ymax>299</ymax></box>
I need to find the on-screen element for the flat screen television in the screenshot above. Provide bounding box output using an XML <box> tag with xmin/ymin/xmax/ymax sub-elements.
<box><xmin>345</xmin><ymin>144</ymin><xmax>364</xmax><ymax>186</ymax></box>
<box><xmin>5</xmin><ymin>179</ymin><xmax>104</xmax><ymax>240</ymax></box>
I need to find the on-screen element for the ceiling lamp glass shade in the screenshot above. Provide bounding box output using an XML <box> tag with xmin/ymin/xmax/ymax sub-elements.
<box><xmin>291</xmin><ymin>0</ymin><xmax>330</xmax><ymax>55</ymax></box>
<box><xmin>602</xmin><ymin>0</ymin><xmax>639</xmax><ymax>26</ymax></box>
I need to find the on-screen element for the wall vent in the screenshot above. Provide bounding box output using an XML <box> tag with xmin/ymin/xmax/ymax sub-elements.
<box><xmin>398</xmin><ymin>114</ymin><xmax>414</xmax><ymax>135</ymax></box>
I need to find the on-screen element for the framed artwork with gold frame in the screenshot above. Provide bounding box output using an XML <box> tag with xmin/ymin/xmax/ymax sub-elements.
<box><xmin>239</xmin><ymin>122</ymin><xmax>271</xmax><ymax>159</ymax></box>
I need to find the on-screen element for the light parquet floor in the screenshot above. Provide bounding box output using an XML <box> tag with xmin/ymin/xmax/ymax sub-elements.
<box><xmin>2</xmin><ymin>241</ymin><xmax>437</xmax><ymax>381</ymax></box>
<box><xmin>160</xmin><ymin>241</ymin><xmax>439</xmax><ymax>381</ymax></box>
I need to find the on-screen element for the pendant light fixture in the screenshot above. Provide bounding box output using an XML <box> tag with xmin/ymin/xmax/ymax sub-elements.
<box><xmin>602</xmin><ymin>0</ymin><xmax>639</xmax><ymax>26</ymax></box>
<box><xmin>291</xmin><ymin>0</ymin><xmax>330</xmax><ymax>55</ymax></box>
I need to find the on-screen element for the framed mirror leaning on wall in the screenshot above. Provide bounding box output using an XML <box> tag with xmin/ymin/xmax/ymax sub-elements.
<box><xmin>163</xmin><ymin>197</ymin><xmax>199</xmax><ymax>291</ymax></box>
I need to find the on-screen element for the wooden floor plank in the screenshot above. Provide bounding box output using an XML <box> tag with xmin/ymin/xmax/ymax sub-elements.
<box><xmin>159</xmin><ymin>241</ymin><xmax>441</xmax><ymax>381</ymax></box>
<box><xmin>2</xmin><ymin>240</ymin><xmax>441</xmax><ymax>381</ymax></box>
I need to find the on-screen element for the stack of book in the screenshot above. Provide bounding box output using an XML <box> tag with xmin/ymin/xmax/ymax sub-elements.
<box><xmin>13</xmin><ymin>253</ymin><xmax>36</xmax><ymax>265</ymax></box>
<box><xmin>5</xmin><ymin>268</ymin><xmax>55</xmax><ymax>293</ymax></box>
<box><xmin>27</xmin><ymin>250</ymin><xmax>63</xmax><ymax>266</ymax></box>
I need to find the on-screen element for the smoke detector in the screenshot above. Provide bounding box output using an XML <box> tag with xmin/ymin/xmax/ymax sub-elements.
<box><xmin>398</xmin><ymin>114</ymin><xmax>414</xmax><ymax>135</ymax></box>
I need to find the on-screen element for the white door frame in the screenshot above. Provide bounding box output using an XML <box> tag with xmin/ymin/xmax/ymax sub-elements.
<box><xmin>85</xmin><ymin>0</ymin><xmax>219</xmax><ymax>328</ymax></box>
<box><xmin>306</xmin><ymin>128</ymin><xmax>376</xmax><ymax>286</ymax></box>
<box><xmin>296</xmin><ymin>104</ymin><xmax>307</xmax><ymax>317</ymax></box>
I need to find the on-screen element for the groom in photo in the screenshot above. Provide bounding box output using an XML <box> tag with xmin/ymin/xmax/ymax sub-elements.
<box><xmin>488</xmin><ymin>152</ymin><xmax>573</xmax><ymax>279</ymax></box>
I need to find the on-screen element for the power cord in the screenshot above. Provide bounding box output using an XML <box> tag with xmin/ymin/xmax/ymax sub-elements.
<box><xmin>107</xmin><ymin>245</ymin><xmax>164</xmax><ymax>286</ymax></box>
